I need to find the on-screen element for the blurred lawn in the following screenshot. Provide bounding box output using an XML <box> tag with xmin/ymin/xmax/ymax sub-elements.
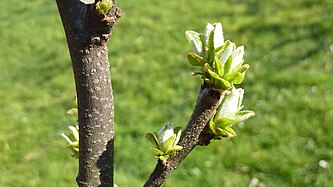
<box><xmin>1</xmin><ymin>0</ymin><xmax>333</xmax><ymax>186</ymax></box>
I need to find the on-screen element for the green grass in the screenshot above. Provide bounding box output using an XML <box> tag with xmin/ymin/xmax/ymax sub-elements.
<box><xmin>1</xmin><ymin>0</ymin><xmax>333</xmax><ymax>186</ymax></box>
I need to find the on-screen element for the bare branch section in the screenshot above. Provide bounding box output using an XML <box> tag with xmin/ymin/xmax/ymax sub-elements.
<box><xmin>144</xmin><ymin>85</ymin><xmax>225</xmax><ymax>187</ymax></box>
<box><xmin>56</xmin><ymin>0</ymin><xmax>120</xmax><ymax>186</ymax></box>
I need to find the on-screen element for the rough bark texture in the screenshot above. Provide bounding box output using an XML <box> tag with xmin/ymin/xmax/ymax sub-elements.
<box><xmin>56</xmin><ymin>0</ymin><xmax>120</xmax><ymax>186</ymax></box>
<box><xmin>144</xmin><ymin>85</ymin><xmax>225</xmax><ymax>187</ymax></box>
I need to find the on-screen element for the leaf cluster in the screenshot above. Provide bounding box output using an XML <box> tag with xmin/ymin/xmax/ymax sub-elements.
<box><xmin>186</xmin><ymin>23</ymin><xmax>250</xmax><ymax>91</ymax></box>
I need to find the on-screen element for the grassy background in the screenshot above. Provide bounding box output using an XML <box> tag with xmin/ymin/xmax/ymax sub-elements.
<box><xmin>1</xmin><ymin>0</ymin><xmax>333</xmax><ymax>186</ymax></box>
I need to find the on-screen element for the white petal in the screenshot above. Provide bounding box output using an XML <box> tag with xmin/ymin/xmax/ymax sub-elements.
<box><xmin>213</xmin><ymin>22</ymin><xmax>224</xmax><ymax>49</ymax></box>
<box><xmin>185</xmin><ymin>31</ymin><xmax>203</xmax><ymax>55</ymax></box>
<box><xmin>219</xmin><ymin>41</ymin><xmax>235</xmax><ymax>66</ymax></box>
<box><xmin>174</xmin><ymin>129</ymin><xmax>182</xmax><ymax>145</ymax></box>
<box><xmin>230</xmin><ymin>46</ymin><xmax>245</xmax><ymax>71</ymax></box>
<box><xmin>236</xmin><ymin>110</ymin><xmax>255</xmax><ymax>123</ymax></box>
<box><xmin>158</xmin><ymin>123</ymin><xmax>174</xmax><ymax>144</ymax></box>
<box><xmin>216</xmin><ymin>88</ymin><xmax>243</xmax><ymax>119</ymax></box>
<box><xmin>204</xmin><ymin>23</ymin><xmax>214</xmax><ymax>46</ymax></box>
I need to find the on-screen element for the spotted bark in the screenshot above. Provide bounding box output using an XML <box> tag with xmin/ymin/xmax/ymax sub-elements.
<box><xmin>56</xmin><ymin>0</ymin><xmax>121</xmax><ymax>186</ymax></box>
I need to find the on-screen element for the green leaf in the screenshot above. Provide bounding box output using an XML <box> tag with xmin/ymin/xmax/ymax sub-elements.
<box><xmin>150</xmin><ymin>147</ymin><xmax>164</xmax><ymax>155</ymax></box>
<box><xmin>207</xmin><ymin>68</ymin><xmax>221</xmax><ymax>80</ymax></box>
<box><xmin>214</xmin><ymin>55</ymin><xmax>223</xmax><ymax>77</ymax></box>
<box><xmin>215</xmin><ymin>127</ymin><xmax>228</xmax><ymax>137</ymax></box>
<box><xmin>214</xmin><ymin>117</ymin><xmax>234</xmax><ymax>128</ymax></box>
<box><xmin>60</xmin><ymin>133</ymin><xmax>72</xmax><ymax>144</ymax></box>
<box><xmin>203</xmin><ymin>63</ymin><xmax>213</xmax><ymax>71</ymax></box>
<box><xmin>173</xmin><ymin>127</ymin><xmax>182</xmax><ymax>146</ymax></box>
<box><xmin>72</xmin><ymin>147</ymin><xmax>79</xmax><ymax>152</ymax></box>
<box><xmin>214</xmin><ymin>40</ymin><xmax>230</xmax><ymax>55</ymax></box>
<box><xmin>170</xmin><ymin>145</ymin><xmax>183</xmax><ymax>152</ymax></box>
<box><xmin>69</xmin><ymin>126</ymin><xmax>79</xmax><ymax>141</ymax></box>
<box><xmin>224</xmin><ymin>72</ymin><xmax>244</xmax><ymax>84</ymax></box>
<box><xmin>209</xmin><ymin>117</ymin><xmax>217</xmax><ymax>134</ymax></box>
<box><xmin>214</xmin><ymin>77</ymin><xmax>231</xmax><ymax>90</ymax></box>
<box><xmin>203</xmin><ymin>63</ymin><xmax>214</xmax><ymax>80</ymax></box>
<box><xmin>187</xmin><ymin>52</ymin><xmax>206</xmax><ymax>66</ymax></box>
<box><xmin>230</xmin><ymin>110</ymin><xmax>255</xmax><ymax>126</ymax></box>
<box><xmin>223</xmin><ymin>55</ymin><xmax>233</xmax><ymax>75</ymax></box>
<box><xmin>73</xmin><ymin>99</ymin><xmax>78</xmax><ymax>108</ymax></box>
<box><xmin>162</xmin><ymin>134</ymin><xmax>176</xmax><ymax>153</ymax></box>
<box><xmin>207</xmin><ymin>32</ymin><xmax>215</xmax><ymax>61</ymax></box>
<box><xmin>224</xmin><ymin>126</ymin><xmax>237</xmax><ymax>137</ymax></box>
<box><xmin>224</xmin><ymin>64</ymin><xmax>249</xmax><ymax>84</ymax></box>
<box><xmin>218</xmin><ymin>41</ymin><xmax>234</xmax><ymax>66</ymax></box>
<box><xmin>207</xmin><ymin>69</ymin><xmax>231</xmax><ymax>89</ymax></box>
<box><xmin>216</xmin><ymin>126</ymin><xmax>236</xmax><ymax>138</ymax></box>
<box><xmin>185</xmin><ymin>31</ymin><xmax>203</xmax><ymax>55</ymax></box>
<box><xmin>158</xmin><ymin>155</ymin><xmax>169</xmax><ymax>161</ymax></box>
<box><xmin>237</xmin><ymin>64</ymin><xmax>250</xmax><ymax>74</ymax></box>
<box><xmin>145</xmin><ymin>133</ymin><xmax>159</xmax><ymax>148</ymax></box>
<box><xmin>69</xmin><ymin>141</ymin><xmax>79</xmax><ymax>148</ymax></box>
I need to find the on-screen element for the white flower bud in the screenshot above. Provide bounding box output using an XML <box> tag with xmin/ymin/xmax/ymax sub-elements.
<box><xmin>158</xmin><ymin>123</ymin><xmax>174</xmax><ymax>144</ymax></box>
<box><xmin>216</xmin><ymin>88</ymin><xmax>243</xmax><ymax>120</ymax></box>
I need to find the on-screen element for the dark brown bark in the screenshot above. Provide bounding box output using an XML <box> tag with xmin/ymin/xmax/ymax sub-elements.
<box><xmin>144</xmin><ymin>86</ymin><xmax>226</xmax><ymax>187</ymax></box>
<box><xmin>56</xmin><ymin>0</ymin><xmax>120</xmax><ymax>186</ymax></box>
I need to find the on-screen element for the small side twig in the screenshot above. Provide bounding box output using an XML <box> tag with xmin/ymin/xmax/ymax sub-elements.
<box><xmin>144</xmin><ymin>85</ymin><xmax>226</xmax><ymax>187</ymax></box>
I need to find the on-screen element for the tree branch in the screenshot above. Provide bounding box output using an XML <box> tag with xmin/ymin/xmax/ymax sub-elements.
<box><xmin>144</xmin><ymin>85</ymin><xmax>226</xmax><ymax>187</ymax></box>
<box><xmin>56</xmin><ymin>0</ymin><xmax>120</xmax><ymax>186</ymax></box>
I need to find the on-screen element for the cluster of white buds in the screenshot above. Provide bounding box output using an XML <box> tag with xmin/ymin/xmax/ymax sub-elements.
<box><xmin>186</xmin><ymin>22</ymin><xmax>250</xmax><ymax>91</ymax></box>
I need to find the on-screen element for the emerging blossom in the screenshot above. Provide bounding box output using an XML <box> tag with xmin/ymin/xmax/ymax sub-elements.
<box><xmin>146</xmin><ymin>123</ymin><xmax>183</xmax><ymax>161</ymax></box>
<box><xmin>185</xmin><ymin>22</ymin><xmax>250</xmax><ymax>91</ymax></box>
<box><xmin>208</xmin><ymin>87</ymin><xmax>255</xmax><ymax>138</ymax></box>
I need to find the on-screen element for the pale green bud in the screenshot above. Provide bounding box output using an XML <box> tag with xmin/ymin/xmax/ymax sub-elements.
<box><xmin>215</xmin><ymin>88</ymin><xmax>244</xmax><ymax>120</ymax></box>
<box><xmin>146</xmin><ymin>123</ymin><xmax>183</xmax><ymax>161</ymax></box>
<box><xmin>208</xmin><ymin>87</ymin><xmax>255</xmax><ymax>139</ymax></box>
